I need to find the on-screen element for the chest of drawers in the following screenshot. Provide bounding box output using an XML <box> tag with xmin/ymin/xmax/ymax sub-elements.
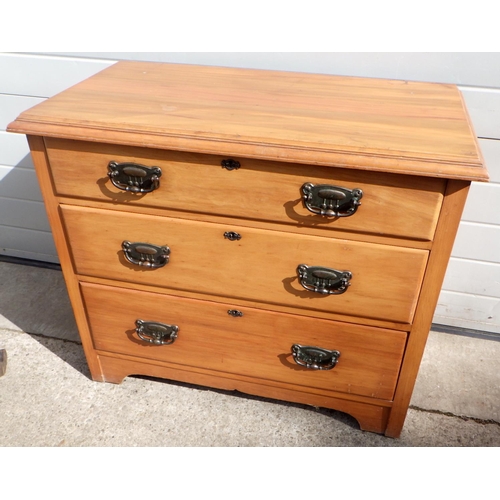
<box><xmin>8</xmin><ymin>61</ymin><xmax>488</xmax><ymax>437</ymax></box>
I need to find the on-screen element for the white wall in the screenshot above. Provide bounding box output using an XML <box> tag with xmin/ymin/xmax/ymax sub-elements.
<box><xmin>0</xmin><ymin>53</ymin><xmax>114</xmax><ymax>262</ymax></box>
<box><xmin>1</xmin><ymin>52</ymin><xmax>499</xmax><ymax>333</ymax></box>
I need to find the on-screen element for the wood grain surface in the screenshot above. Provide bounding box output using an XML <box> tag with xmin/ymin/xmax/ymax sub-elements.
<box><xmin>61</xmin><ymin>204</ymin><xmax>428</xmax><ymax>324</ymax></box>
<box><xmin>8</xmin><ymin>62</ymin><xmax>488</xmax><ymax>181</ymax></box>
<box><xmin>13</xmin><ymin>63</ymin><xmax>486</xmax><ymax>437</ymax></box>
<box><xmin>81</xmin><ymin>282</ymin><xmax>407</xmax><ymax>401</ymax></box>
<box><xmin>45</xmin><ymin>138</ymin><xmax>446</xmax><ymax>241</ymax></box>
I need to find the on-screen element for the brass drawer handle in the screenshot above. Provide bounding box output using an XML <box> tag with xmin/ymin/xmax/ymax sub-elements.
<box><xmin>291</xmin><ymin>344</ymin><xmax>340</xmax><ymax>370</ymax></box>
<box><xmin>108</xmin><ymin>161</ymin><xmax>162</xmax><ymax>193</ymax></box>
<box><xmin>135</xmin><ymin>319</ymin><xmax>178</xmax><ymax>345</ymax></box>
<box><xmin>301</xmin><ymin>182</ymin><xmax>362</xmax><ymax>217</ymax></box>
<box><xmin>297</xmin><ymin>264</ymin><xmax>352</xmax><ymax>295</ymax></box>
<box><xmin>122</xmin><ymin>241</ymin><xmax>170</xmax><ymax>268</ymax></box>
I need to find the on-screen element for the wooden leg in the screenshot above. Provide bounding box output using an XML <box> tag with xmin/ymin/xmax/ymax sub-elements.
<box><xmin>385</xmin><ymin>181</ymin><xmax>470</xmax><ymax>438</ymax></box>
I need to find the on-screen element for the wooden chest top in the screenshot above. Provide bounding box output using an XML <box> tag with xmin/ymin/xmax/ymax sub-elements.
<box><xmin>8</xmin><ymin>61</ymin><xmax>488</xmax><ymax>182</ymax></box>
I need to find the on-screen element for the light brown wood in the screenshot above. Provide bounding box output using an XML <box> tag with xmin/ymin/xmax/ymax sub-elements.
<box><xmin>26</xmin><ymin>135</ymin><xmax>104</xmax><ymax>380</ymax></box>
<box><xmin>8</xmin><ymin>62</ymin><xmax>488</xmax><ymax>182</ymax></box>
<box><xmin>45</xmin><ymin>137</ymin><xmax>446</xmax><ymax>241</ymax></box>
<box><xmin>82</xmin><ymin>282</ymin><xmax>407</xmax><ymax>400</ymax></box>
<box><xmin>9</xmin><ymin>63</ymin><xmax>486</xmax><ymax>437</ymax></box>
<box><xmin>385</xmin><ymin>180</ymin><xmax>471</xmax><ymax>438</ymax></box>
<box><xmin>96</xmin><ymin>343</ymin><xmax>395</xmax><ymax>409</ymax></box>
<box><xmin>62</xmin><ymin>204</ymin><xmax>428</xmax><ymax>324</ymax></box>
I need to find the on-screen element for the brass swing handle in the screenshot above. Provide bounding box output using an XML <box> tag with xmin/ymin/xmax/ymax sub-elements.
<box><xmin>135</xmin><ymin>319</ymin><xmax>178</xmax><ymax>345</ymax></box>
<box><xmin>297</xmin><ymin>264</ymin><xmax>352</xmax><ymax>295</ymax></box>
<box><xmin>108</xmin><ymin>161</ymin><xmax>162</xmax><ymax>193</ymax></box>
<box><xmin>291</xmin><ymin>344</ymin><xmax>340</xmax><ymax>370</ymax></box>
<box><xmin>302</xmin><ymin>182</ymin><xmax>363</xmax><ymax>217</ymax></box>
<box><xmin>122</xmin><ymin>241</ymin><xmax>170</xmax><ymax>268</ymax></box>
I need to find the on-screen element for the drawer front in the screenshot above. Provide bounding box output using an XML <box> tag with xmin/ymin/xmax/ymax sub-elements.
<box><xmin>81</xmin><ymin>282</ymin><xmax>407</xmax><ymax>401</ymax></box>
<box><xmin>46</xmin><ymin>138</ymin><xmax>445</xmax><ymax>240</ymax></box>
<box><xmin>62</xmin><ymin>205</ymin><xmax>428</xmax><ymax>324</ymax></box>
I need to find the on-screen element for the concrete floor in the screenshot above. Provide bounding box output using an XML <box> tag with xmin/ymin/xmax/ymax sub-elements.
<box><xmin>1</xmin><ymin>259</ymin><xmax>499</xmax><ymax>446</ymax></box>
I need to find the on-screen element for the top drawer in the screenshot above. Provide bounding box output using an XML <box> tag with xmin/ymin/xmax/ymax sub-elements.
<box><xmin>45</xmin><ymin>138</ymin><xmax>445</xmax><ymax>241</ymax></box>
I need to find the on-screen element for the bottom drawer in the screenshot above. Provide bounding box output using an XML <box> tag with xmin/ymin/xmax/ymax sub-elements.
<box><xmin>81</xmin><ymin>282</ymin><xmax>407</xmax><ymax>401</ymax></box>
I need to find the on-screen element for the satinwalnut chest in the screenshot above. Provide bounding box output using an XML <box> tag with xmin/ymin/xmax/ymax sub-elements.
<box><xmin>8</xmin><ymin>62</ymin><xmax>488</xmax><ymax>437</ymax></box>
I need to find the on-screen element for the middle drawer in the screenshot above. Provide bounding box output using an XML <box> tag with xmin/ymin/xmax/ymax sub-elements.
<box><xmin>61</xmin><ymin>205</ymin><xmax>428</xmax><ymax>324</ymax></box>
